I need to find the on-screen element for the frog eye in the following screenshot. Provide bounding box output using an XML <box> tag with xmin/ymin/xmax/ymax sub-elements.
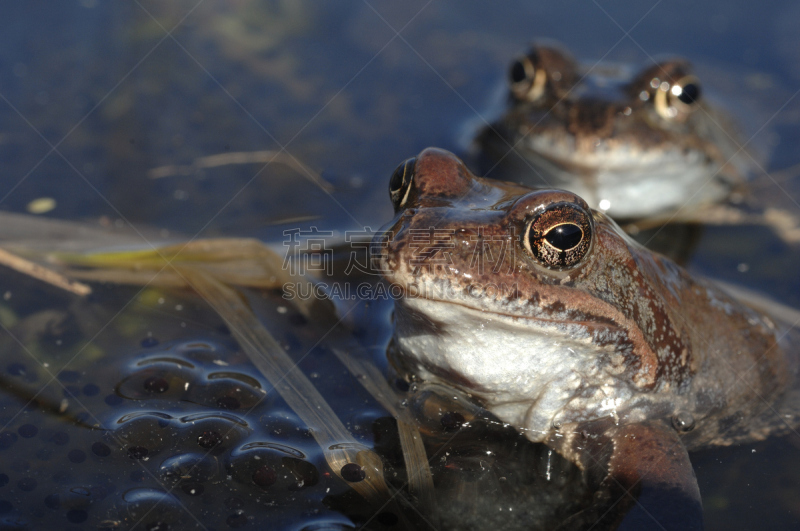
<box><xmin>655</xmin><ymin>75</ymin><xmax>702</xmax><ymax>120</ymax></box>
<box><xmin>509</xmin><ymin>54</ymin><xmax>547</xmax><ymax>102</ymax></box>
<box><xmin>672</xmin><ymin>77</ymin><xmax>701</xmax><ymax>105</ymax></box>
<box><xmin>523</xmin><ymin>202</ymin><xmax>592</xmax><ymax>269</ymax></box>
<box><xmin>389</xmin><ymin>157</ymin><xmax>416</xmax><ymax>211</ymax></box>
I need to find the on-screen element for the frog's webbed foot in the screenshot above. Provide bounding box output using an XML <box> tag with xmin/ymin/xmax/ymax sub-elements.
<box><xmin>553</xmin><ymin>419</ymin><xmax>703</xmax><ymax>531</ymax></box>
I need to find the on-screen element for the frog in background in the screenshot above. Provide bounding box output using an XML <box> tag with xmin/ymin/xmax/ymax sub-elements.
<box><xmin>474</xmin><ymin>41</ymin><xmax>767</xmax><ymax>229</ymax></box>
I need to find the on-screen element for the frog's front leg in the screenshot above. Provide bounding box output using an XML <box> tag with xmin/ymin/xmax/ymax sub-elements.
<box><xmin>622</xmin><ymin>202</ymin><xmax>800</xmax><ymax>245</ymax></box>
<box><xmin>552</xmin><ymin>419</ymin><xmax>703</xmax><ymax>531</ymax></box>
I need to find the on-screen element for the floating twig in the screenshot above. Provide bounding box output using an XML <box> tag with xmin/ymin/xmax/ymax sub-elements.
<box><xmin>148</xmin><ymin>150</ymin><xmax>334</xmax><ymax>192</ymax></box>
<box><xmin>0</xmin><ymin>246</ymin><xmax>91</xmax><ymax>296</ymax></box>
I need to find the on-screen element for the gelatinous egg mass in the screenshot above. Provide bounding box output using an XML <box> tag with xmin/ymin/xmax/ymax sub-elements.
<box><xmin>0</xmin><ymin>288</ymin><xmax>383</xmax><ymax>530</ymax></box>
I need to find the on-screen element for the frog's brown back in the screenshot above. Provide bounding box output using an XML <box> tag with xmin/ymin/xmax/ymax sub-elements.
<box><xmin>622</xmin><ymin>240</ymin><xmax>799</xmax><ymax>448</ymax></box>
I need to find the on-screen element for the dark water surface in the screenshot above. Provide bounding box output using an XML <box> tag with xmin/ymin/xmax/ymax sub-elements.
<box><xmin>0</xmin><ymin>1</ymin><xmax>800</xmax><ymax>529</ymax></box>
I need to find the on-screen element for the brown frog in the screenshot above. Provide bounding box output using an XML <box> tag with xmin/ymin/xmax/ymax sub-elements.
<box><xmin>476</xmin><ymin>42</ymin><xmax>752</xmax><ymax>221</ymax></box>
<box><xmin>376</xmin><ymin>147</ymin><xmax>800</xmax><ymax>528</ymax></box>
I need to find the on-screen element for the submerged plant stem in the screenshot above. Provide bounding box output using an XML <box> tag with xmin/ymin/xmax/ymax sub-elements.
<box><xmin>177</xmin><ymin>266</ymin><xmax>390</xmax><ymax>503</ymax></box>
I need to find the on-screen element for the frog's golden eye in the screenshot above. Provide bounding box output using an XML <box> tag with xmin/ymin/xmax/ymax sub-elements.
<box><xmin>389</xmin><ymin>157</ymin><xmax>416</xmax><ymax>211</ymax></box>
<box><xmin>672</xmin><ymin>77</ymin><xmax>701</xmax><ymax>105</ymax></box>
<box><xmin>523</xmin><ymin>202</ymin><xmax>592</xmax><ymax>269</ymax></box>
<box><xmin>655</xmin><ymin>75</ymin><xmax>701</xmax><ymax>120</ymax></box>
<box><xmin>509</xmin><ymin>54</ymin><xmax>547</xmax><ymax>102</ymax></box>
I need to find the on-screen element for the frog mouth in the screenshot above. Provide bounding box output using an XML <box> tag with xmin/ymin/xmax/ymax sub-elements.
<box><xmin>390</xmin><ymin>275</ymin><xmax>601</xmax><ymax>327</ymax></box>
<box><xmin>388</xmin><ymin>275</ymin><xmax>575</xmax><ymax>325</ymax></box>
<box><xmin>398</xmin><ymin>292</ymin><xmax>615</xmax><ymax>333</ymax></box>
<box><xmin>392</xmin><ymin>283</ymin><xmax>659</xmax><ymax>389</ymax></box>
<box><xmin>523</xmin><ymin>139</ymin><xmax>712</xmax><ymax>176</ymax></box>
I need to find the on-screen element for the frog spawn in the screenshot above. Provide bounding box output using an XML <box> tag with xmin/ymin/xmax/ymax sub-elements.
<box><xmin>0</xmin><ymin>335</ymin><xmax>370</xmax><ymax>530</ymax></box>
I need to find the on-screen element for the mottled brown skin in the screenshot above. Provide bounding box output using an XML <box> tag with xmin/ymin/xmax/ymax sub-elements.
<box><xmin>378</xmin><ymin>148</ymin><xmax>799</xmax><ymax>529</ymax></box>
